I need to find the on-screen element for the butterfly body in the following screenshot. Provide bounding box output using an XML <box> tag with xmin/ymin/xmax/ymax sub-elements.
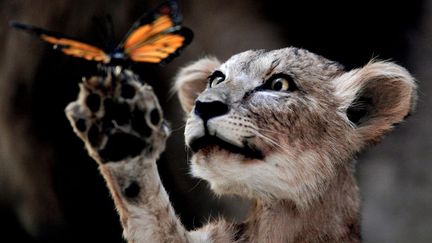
<box><xmin>110</xmin><ymin>51</ymin><xmax>127</xmax><ymax>62</ymax></box>
<box><xmin>11</xmin><ymin>0</ymin><xmax>193</xmax><ymax>68</ymax></box>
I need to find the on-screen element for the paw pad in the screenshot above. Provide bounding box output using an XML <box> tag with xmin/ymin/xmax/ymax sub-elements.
<box><xmin>98</xmin><ymin>133</ymin><xmax>148</xmax><ymax>163</ymax></box>
<box><xmin>150</xmin><ymin>108</ymin><xmax>161</xmax><ymax>126</ymax></box>
<box><xmin>75</xmin><ymin>118</ymin><xmax>87</xmax><ymax>132</ymax></box>
<box><xmin>85</xmin><ymin>93</ymin><xmax>101</xmax><ymax>112</ymax></box>
<box><xmin>123</xmin><ymin>181</ymin><xmax>141</xmax><ymax>199</ymax></box>
<box><xmin>120</xmin><ymin>83</ymin><xmax>136</xmax><ymax>99</ymax></box>
<box><xmin>65</xmin><ymin>69</ymin><xmax>168</xmax><ymax>164</ymax></box>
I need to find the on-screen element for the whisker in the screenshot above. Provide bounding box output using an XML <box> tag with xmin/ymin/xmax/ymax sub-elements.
<box><xmin>187</xmin><ymin>178</ymin><xmax>204</xmax><ymax>192</ymax></box>
<box><xmin>253</xmin><ymin>130</ymin><xmax>288</xmax><ymax>153</ymax></box>
<box><xmin>257</xmin><ymin>127</ymin><xmax>283</xmax><ymax>135</ymax></box>
<box><xmin>170</xmin><ymin>123</ymin><xmax>187</xmax><ymax>133</ymax></box>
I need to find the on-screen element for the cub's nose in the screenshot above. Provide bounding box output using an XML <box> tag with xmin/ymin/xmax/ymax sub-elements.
<box><xmin>194</xmin><ymin>100</ymin><xmax>229</xmax><ymax>121</ymax></box>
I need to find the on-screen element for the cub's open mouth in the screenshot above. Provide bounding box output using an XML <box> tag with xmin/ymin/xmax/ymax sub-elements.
<box><xmin>189</xmin><ymin>135</ymin><xmax>263</xmax><ymax>159</ymax></box>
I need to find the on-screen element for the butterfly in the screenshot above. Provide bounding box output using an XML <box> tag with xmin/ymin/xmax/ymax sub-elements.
<box><xmin>10</xmin><ymin>0</ymin><xmax>193</xmax><ymax>66</ymax></box>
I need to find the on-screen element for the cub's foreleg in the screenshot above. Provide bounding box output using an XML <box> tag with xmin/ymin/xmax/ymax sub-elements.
<box><xmin>65</xmin><ymin>72</ymin><xmax>189</xmax><ymax>242</ymax></box>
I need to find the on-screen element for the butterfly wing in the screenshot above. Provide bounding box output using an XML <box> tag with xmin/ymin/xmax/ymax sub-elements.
<box><xmin>119</xmin><ymin>0</ymin><xmax>193</xmax><ymax>64</ymax></box>
<box><xmin>11</xmin><ymin>21</ymin><xmax>110</xmax><ymax>63</ymax></box>
<box><xmin>126</xmin><ymin>26</ymin><xmax>193</xmax><ymax>64</ymax></box>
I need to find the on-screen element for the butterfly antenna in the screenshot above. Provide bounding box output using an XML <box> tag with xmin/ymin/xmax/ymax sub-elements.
<box><xmin>103</xmin><ymin>14</ymin><xmax>116</xmax><ymax>51</ymax></box>
<box><xmin>92</xmin><ymin>15</ymin><xmax>115</xmax><ymax>51</ymax></box>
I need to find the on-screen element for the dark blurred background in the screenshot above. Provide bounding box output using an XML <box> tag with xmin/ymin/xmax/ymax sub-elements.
<box><xmin>0</xmin><ymin>0</ymin><xmax>431</xmax><ymax>242</ymax></box>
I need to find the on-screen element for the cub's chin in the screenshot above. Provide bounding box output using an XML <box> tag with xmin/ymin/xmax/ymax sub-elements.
<box><xmin>187</xmin><ymin>135</ymin><xmax>268</xmax><ymax>197</ymax></box>
<box><xmin>189</xmin><ymin>148</ymin><xmax>262</xmax><ymax>197</ymax></box>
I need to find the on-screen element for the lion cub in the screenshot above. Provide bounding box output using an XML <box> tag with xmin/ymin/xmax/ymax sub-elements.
<box><xmin>66</xmin><ymin>47</ymin><xmax>416</xmax><ymax>242</ymax></box>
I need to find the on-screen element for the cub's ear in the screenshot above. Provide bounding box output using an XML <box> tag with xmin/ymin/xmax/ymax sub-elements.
<box><xmin>174</xmin><ymin>57</ymin><xmax>221</xmax><ymax>113</ymax></box>
<box><xmin>333</xmin><ymin>61</ymin><xmax>417</xmax><ymax>146</ymax></box>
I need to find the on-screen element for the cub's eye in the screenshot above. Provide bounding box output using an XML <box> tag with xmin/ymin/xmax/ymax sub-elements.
<box><xmin>266</xmin><ymin>73</ymin><xmax>297</xmax><ymax>92</ymax></box>
<box><xmin>270</xmin><ymin>78</ymin><xmax>290</xmax><ymax>91</ymax></box>
<box><xmin>208</xmin><ymin>71</ymin><xmax>225</xmax><ymax>88</ymax></box>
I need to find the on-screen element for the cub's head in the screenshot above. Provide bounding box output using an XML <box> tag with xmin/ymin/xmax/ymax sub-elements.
<box><xmin>175</xmin><ymin>47</ymin><xmax>416</xmax><ymax>208</ymax></box>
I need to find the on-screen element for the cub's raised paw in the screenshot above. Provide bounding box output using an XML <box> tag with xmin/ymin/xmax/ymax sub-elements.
<box><xmin>65</xmin><ymin>69</ymin><xmax>169</xmax><ymax>164</ymax></box>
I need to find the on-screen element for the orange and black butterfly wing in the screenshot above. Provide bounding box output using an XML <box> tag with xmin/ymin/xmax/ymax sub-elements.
<box><xmin>10</xmin><ymin>21</ymin><xmax>110</xmax><ymax>63</ymax></box>
<box><xmin>125</xmin><ymin>26</ymin><xmax>193</xmax><ymax>65</ymax></box>
<box><xmin>118</xmin><ymin>0</ymin><xmax>193</xmax><ymax>65</ymax></box>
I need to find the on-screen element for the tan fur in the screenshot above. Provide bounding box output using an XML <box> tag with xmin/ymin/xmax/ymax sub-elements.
<box><xmin>176</xmin><ymin>47</ymin><xmax>416</xmax><ymax>242</ymax></box>
<box><xmin>65</xmin><ymin>47</ymin><xmax>416</xmax><ymax>242</ymax></box>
